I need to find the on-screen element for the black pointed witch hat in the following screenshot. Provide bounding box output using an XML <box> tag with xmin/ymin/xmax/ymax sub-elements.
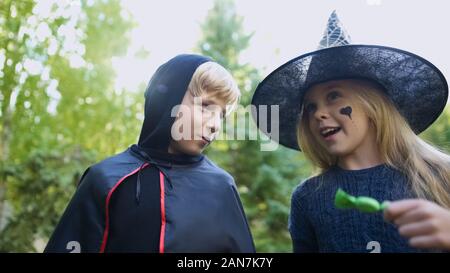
<box><xmin>251</xmin><ymin>11</ymin><xmax>448</xmax><ymax>151</ymax></box>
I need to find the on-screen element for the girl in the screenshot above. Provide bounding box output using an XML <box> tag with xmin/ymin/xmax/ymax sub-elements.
<box><xmin>293</xmin><ymin>78</ymin><xmax>449</xmax><ymax>252</ymax></box>
<box><xmin>251</xmin><ymin>12</ymin><xmax>449</xmax><ymax>252</ymax></box>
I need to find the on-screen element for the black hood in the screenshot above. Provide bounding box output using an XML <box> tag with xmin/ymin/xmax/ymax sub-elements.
<box><xmin>138</xmin><ymin>54</ymin><xmax>211</xmax><ymax>152</ymax></box>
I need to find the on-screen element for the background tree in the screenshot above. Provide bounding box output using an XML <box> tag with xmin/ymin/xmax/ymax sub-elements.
<box><xmin>0</xmin><ymin>0</ymin><xmax>141</xmax><ymax>251</ymax></box>
<box><xmin>421</xmin><ymin>108</ymin><xmax>450</xmax><ymax>153</ymax></box>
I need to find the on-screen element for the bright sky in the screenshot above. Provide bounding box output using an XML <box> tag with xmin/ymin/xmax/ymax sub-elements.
<box><xmin>113</xmin><ymin>0</ymin><xmax>450</xmax><ymax>93</ymax></box>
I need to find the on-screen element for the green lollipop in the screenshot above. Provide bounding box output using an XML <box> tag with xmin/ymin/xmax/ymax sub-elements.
<box><xmin>334</xmin><ymin>188</ymin><xmax>389</xmax><ymax>213</ymax></box>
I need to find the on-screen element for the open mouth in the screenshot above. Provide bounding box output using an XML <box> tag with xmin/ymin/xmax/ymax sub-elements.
<box><xmin>320</xmin><ymin>127</ymin><xmax>341</xmax><ymax>138</ymax></box>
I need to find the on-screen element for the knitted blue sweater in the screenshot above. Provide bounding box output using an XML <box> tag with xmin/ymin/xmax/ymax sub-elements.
<box><xmin>289</xmin><ymin>164</ymin><xmax>431</xmax><ymax>253</ymax></box>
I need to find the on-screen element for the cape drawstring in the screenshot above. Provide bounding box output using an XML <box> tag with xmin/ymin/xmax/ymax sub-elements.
<box><xmin>135</xmin><ymin>162</ymin><xmax>146</xmax><ymax>204</ymax></box>
<box><xmin>134</xmin><ymin>149</ymin><xmax>172</xmax><ymax>205</ymax></box>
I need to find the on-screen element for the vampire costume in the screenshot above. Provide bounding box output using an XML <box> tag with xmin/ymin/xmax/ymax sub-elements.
<box><xmin>45</xmin><ymin>54</ymin><xmax>255</xmax><ymax>253</ymax></box>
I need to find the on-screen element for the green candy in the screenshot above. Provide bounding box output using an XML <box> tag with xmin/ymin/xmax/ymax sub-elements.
<box><xmin>354</xmin><ymin>197</ymin><xmax>380</xmax><ymax>213</ymax></box>
<box><xmin>334</xmin><ymin>188</ymin><xmax>357</xmax><ymax>209</ymax></box>
<box><xmin>334</xmin><ymin>188</ymin><xmax>388</xmax><ymax>213</ymax></box>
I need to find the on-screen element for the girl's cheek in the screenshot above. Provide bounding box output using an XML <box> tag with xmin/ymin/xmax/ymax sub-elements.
<box><xmin>308</xmin><ymin>119</ymin><xmax>318</xmax><ymax>136</ymax></box>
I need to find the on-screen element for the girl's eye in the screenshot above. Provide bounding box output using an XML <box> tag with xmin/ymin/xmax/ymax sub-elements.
<box><xmin>327</xmin><ymin>91</ymin><xmax>340</xmax><ymax>101</ymax></box>
<box><xmin>304</xmin><ymin>103</ymin><xmax>316</xmax><ymax>114</ymax></box>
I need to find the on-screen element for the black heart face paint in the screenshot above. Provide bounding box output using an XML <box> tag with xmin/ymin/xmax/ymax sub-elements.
<box><xmin>340</xmin><ymin>106</ymin><xmax>352</xmax><ymax>120</ymax></box>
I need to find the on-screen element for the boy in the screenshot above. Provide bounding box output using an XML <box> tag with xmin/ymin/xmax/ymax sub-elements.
<box><xmin>45</xmin><ymin>54</ymin><xmax>255</xmax><ymax>253</ymax></box>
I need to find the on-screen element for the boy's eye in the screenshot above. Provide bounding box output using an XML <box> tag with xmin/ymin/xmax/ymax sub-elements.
<box><xmin>201</xmin><ymin>103</ymin><xmax>210</xmax><ymax>111</ymax></box>
<box><xmin>202</xmin><ymin>104</ymin><xmax>225</xmax><ymax>119</ymax></box>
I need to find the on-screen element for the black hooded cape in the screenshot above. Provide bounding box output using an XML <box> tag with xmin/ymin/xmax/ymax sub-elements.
<box><xmin>44</xmin><ymin>54</ymin><xmax>255</xmax><ymax>253</ymax></box>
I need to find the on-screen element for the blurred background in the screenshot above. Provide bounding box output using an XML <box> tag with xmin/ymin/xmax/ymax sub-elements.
<box><xmin>1</xmin><ymin>0</ymin><xmax>450</xmax><ymax>252</ymax></box>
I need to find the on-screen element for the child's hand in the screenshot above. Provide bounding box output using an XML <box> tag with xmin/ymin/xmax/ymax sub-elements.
<box><xmin>384</xmin><ymin>199</ymin><xmax>450</xmax><ymax>250</ymax></box>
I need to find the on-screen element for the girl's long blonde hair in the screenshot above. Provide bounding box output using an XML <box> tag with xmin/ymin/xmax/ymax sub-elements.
<box><xmin>298</xmin><ymin>79</ymin><xmax>450</xmax><ymax>208</ymax></box>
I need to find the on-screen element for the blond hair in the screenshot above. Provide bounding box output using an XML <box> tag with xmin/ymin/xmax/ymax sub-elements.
<box><xmin>298</xmin><ymin>79</ymin><xmax>450</xmax><ymax>208</ymax></box>
<box><xmin>187</xmin><ymin>61</ymin><xmax>240</xmax><ymax>115</ymax></box>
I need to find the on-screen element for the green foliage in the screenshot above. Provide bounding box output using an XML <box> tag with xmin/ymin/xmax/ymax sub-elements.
<box><xmin>0</xmin><ymin>0</ymin><xmax>140</xmax><ymax>251</ymax></box>
<box><xmin>421</xmin><ymin>107</ymin><xmax>450</xmax><ymax>153</ymax></box>
<box><xmin>0</xmin><ymin>147</ymin><xmax>94</xmax><ymax>252</ymax></box>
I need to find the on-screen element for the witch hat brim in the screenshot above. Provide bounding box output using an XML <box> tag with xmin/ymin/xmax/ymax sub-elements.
<box><xmin>251</xmin><ymin>14</ymin><xmax>448</xmax><ymax>151</ymax></box>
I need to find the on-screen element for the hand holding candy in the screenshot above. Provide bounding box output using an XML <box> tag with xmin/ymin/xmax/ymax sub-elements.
<box><xmin>384</xmin><ymin>199</ymin><xmax>450</xmax><ymax>250</ymax></box>
<box><xmin>334</xmin><ymin>188</ymin><xmax>389</xmax><ymax>213</ymax></box>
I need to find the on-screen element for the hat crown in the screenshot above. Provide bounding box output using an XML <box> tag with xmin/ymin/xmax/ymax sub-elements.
<box><xmin>318</xmin><ymin>10</ymin><xmax>352</xmax><ymax>49</ymax></box>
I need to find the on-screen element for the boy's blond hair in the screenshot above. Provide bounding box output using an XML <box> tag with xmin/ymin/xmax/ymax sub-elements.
<box><xmin>298</xmin><ymin>79</ymin><xmax>450</xmax><ymax>209</ymax></box>
<box><xmin>187</xmin><ymin>62</ymin><xmax>240</xmax><ymax>115</ymax></box>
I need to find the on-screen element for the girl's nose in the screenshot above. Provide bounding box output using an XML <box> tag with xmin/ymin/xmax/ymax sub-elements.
<box><xmin>314</xmin><ymin>107</ymin><xmax>330</xmax><ymax>120</ymax></box>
